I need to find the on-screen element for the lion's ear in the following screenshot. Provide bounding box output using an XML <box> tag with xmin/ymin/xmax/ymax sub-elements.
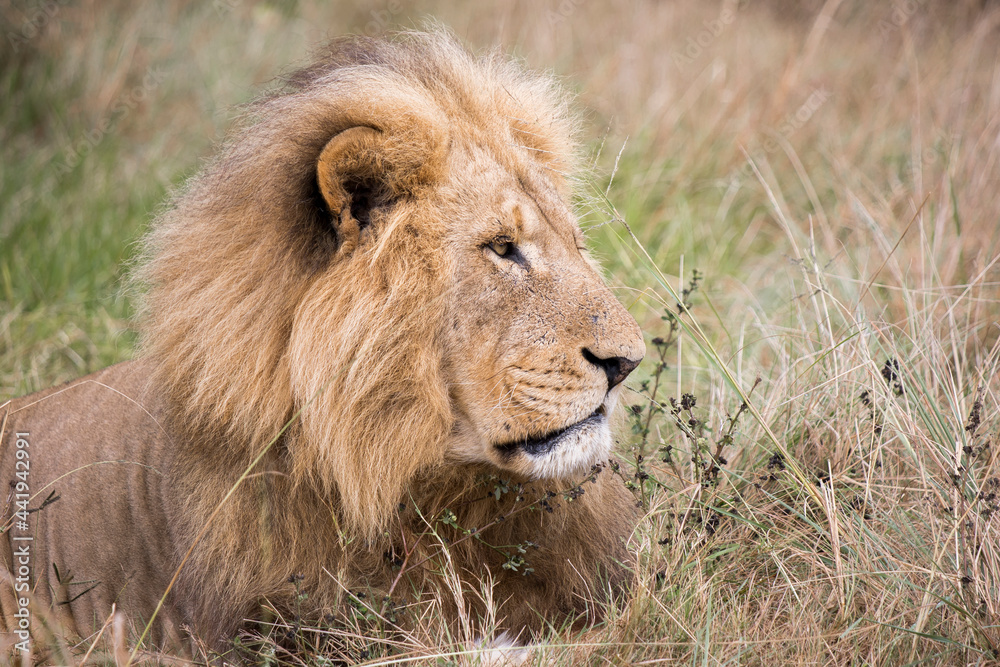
<box><xmin>317</xmin><ymin>126</ymin><xmax>388</xmax><ymax>256</ymax></box>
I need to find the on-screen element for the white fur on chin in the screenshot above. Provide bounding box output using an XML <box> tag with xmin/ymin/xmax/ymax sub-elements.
<box><xmin>523</xmin><ymin>418</ymin><xmax>612</xmax><ymax>480</ymax></box>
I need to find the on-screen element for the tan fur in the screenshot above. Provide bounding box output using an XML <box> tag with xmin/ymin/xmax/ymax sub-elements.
<box><xmin>1</xmin><ymin>30</ymin><xmax>645</xmax><ymax>659</ymax></box>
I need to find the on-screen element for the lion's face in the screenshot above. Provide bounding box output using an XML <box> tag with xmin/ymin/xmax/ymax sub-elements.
<box><xmin>437</xmin><ymin>143</ymin><xmax>645</xmax><ymax>480</ymax></box>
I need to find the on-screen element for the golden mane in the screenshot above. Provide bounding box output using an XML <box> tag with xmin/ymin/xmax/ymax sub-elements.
<box><xmin>135</xmin><ymin>30</ymin><xmax>580</xmax><ymax>535</ymax></box>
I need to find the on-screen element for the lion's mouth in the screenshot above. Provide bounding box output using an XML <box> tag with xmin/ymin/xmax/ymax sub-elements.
<box><xmin>494</xmin><ymin>405</ymin><xmax>607</xmax><ymax>459</ymax></box>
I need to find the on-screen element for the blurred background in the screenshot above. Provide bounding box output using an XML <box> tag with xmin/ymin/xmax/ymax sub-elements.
<box><xmin>4</xmin><ymin>2</ymin><xmax>1000</xmax><ymax>663</ymax></box>
<box><xmin>2</xmin><ymin>0</ymin><xmax>998</xmax><ymax>396</ymax></box>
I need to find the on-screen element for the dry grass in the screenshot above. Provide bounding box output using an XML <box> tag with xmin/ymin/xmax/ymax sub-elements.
<box><xmin>2</xmin><ymin>0</ymin><xmax>1000</xmax><ymax>664</ymax></box>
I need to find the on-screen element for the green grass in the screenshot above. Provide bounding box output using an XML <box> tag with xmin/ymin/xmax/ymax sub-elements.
<box><xmin>3</xmin><ymin>1</ymin><xmax>999</xmax><ymax>665</ymax></box>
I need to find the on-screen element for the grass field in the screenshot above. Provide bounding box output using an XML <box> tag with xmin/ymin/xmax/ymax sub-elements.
<box><xmin>3</xmin><ymin>0</ymin><xmax>1000</xmax><ymax>664</ymax></box>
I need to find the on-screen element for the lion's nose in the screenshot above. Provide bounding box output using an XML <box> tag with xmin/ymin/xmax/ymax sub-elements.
<box><xmin>582</xmin><ymin>348</ymin><xmax>642</xmax><ymax>391</ymax></box>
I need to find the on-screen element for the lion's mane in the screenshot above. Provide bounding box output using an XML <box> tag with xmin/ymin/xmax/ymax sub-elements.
<box><xmin>123</xmin><ymin>30</ymin><xmax>634</xmax><ymax>646</ymax></box>
<box><xmin>138</xmin><ymin>30</ymin><xmax>576</xmax><ymax>530</ymax></box>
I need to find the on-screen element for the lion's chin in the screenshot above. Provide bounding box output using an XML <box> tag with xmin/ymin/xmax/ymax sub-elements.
<box><xmin>496</xmin><ymin>410</ymin><xmax>613</xmax><ymax>480</ymax></box>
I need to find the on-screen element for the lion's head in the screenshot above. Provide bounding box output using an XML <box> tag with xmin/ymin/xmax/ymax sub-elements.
<box><xmin>139</xmin><ymin>30</ymin><xmax>644</xmax><ymax>538</ymax></box>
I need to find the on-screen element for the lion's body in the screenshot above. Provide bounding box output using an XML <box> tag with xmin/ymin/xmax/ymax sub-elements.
<box><xmin>0</xmin><ymin>364</ymin><xmax>188</xmax><ymax>645</ymax></box>
<box><xmin>1</xmin><ymin>31</ymin><xmax>644</xmax><ymax>659</ymax></box>
<box><xmin>1</xmin><ymin>362</ymin><xmax>636</xmax><ymax>652</ymax></box>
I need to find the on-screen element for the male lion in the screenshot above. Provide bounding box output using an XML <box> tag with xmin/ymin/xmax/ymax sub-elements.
<box><xmin>1</xmin><ymin>30</ymin><xmax>645</xmax><ymax>660</ymax></box>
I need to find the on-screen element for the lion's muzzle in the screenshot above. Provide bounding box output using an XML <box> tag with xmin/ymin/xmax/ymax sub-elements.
<box><xmin>493</xmin><ymin>405</ymin><xmax>612</xmax><ymax>479</ymax></box>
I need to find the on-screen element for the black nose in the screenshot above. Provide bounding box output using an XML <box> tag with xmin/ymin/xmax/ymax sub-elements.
<box><xmin>582</xmin><ymin>348</ymin><xmax>642</xmax><ymax>391</ymax></box>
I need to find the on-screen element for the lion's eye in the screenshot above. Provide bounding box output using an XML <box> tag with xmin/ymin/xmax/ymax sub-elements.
<box><xmin>488</xmin><ymin>239</ymin><xmax>514</xmax><ymax>258</ymax></box>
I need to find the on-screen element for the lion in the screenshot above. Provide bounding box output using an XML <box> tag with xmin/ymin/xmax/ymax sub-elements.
<box><xmin>0</xmin><ymin>30</ymin><xmax>645</xmax><ymax>661</ymax></box>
